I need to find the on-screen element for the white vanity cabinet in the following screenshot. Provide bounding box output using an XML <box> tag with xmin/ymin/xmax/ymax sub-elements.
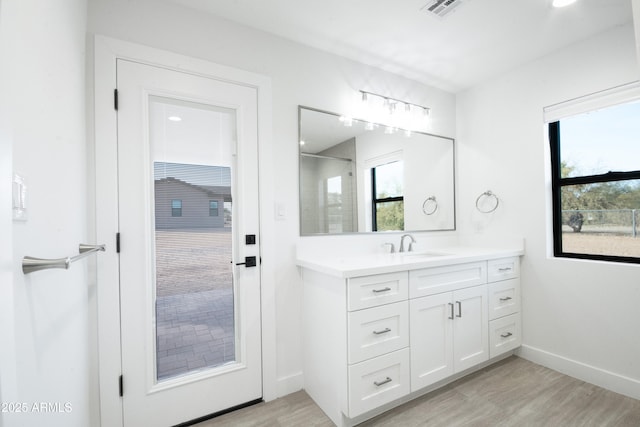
<box><xmin>487</xmin><ymin>257</ymin><xmax>522</xmax><ymax>358</ymax></box>
<box><xmin>299</xmin><ymin>251</ymin><xmax>522</xmax><ymax>427</ymax></box>
<box><xmin>410</xmin><ymin>283</ymin><xmax>489</xmax><ymax>391</ymax></box>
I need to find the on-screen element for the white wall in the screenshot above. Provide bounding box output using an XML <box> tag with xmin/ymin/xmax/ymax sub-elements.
<box><xmin>0</xmin><ymin>1</ymin><xmax>91</xmax><ymax>426</ymax></box>
<box><xmin>87</xmin><ymin>0</ymin><xmax>456</xmax><ymax>397</ymax></box>
<box><xmin>635</xmin><ymin>0</ymin><xmax>640</xmax><ymax>69</ymax></box>
<box><xmin>0</xmin><ymin>0</ymin><xmax>18</xmax><ymax>421</ymax></box>
<box><xmin>457</xmin><ymin>24</ymin><xmax>640</xmax><ymax>398</ymax></box>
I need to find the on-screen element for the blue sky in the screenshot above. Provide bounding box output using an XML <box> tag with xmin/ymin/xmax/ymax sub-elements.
<box><xmin>561</xmin><ymin>100</ymin><xmax>640</xmax><ymax>176</ymax></box>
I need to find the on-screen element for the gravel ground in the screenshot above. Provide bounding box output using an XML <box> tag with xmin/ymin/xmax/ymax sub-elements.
<box><xmin>562</xmin><ymin>232</ymin><xmax>640</xmax><ymax>257</ymax></box>
<box><xmin>155</xmin><ymin>228</ymin><xmax>233</xmax><ymax>297</ymax></box>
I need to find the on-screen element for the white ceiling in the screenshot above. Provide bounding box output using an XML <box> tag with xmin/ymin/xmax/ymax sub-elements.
<box><xmin>165</xmin><ymin>0</ymin><xmax>633</xmax><ymax>92</ymax></box>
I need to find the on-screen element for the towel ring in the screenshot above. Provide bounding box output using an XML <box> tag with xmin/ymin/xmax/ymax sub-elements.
<box><xmin>422</xmin><ymin>196</ymin><xmax>438</xmax><ymax>215</ymax></box>
<box><xmin>476</xmin><ymin>191</ymin><xmax>499</xmax><ymax>213</ymax></box>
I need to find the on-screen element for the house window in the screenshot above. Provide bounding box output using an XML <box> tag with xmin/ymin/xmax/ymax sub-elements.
<box><xmin>209</xmin><ymin>200</ymin><xmax>219</xmax><ymax>217</ymax></box>
<box><xmin>372</xmin><ymin>161</ymin><xmax>404</xmax><ymax>231</ymax></box>
<box><xmin>171</xmin><ymin>199</ymin><xmax>182</xmax><ymax>217</ymax></box>
<box><xmin>549</xmin><ymin>98</ymin><xmax>640</xmax><ymax>263</ymax></box>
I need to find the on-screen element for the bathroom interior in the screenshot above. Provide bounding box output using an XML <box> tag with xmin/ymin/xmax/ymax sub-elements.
<box><xmin>1</xmin><ymin>0</ymin><xmax>640</xmax><ymax>426</ymax></box>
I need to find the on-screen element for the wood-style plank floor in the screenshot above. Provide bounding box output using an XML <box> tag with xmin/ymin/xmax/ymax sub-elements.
<box><xmin>192</xmin><ymin>356</ymin><xmax>640</xmax><ymax>426</ymax></box>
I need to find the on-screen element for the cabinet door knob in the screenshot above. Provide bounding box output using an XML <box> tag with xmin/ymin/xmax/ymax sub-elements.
<box><xmin>373</xmin><ymin>377</ymin><xmax>392</xmax><ymax>387</ymax></box>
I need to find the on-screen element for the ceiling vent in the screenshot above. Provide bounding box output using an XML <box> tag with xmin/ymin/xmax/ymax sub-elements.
<box><xmin>421</xmin><ymin>0</ymin><xmax>466</xmax><ymax>18</ymax></box>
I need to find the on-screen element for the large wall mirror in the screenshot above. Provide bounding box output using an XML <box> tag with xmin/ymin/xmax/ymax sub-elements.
<box><xmin>299</xmin><ymin>106</ymin><xmax>455</xmax><ymax>235</ymax></box>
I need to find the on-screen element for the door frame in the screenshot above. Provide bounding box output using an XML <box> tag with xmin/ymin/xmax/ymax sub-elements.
<box><xmin>93</xmin><ymin>35</ymin><xmax>276</xmax><ymax>427</ymax></box>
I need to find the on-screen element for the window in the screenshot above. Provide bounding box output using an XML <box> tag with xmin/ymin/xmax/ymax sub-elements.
<box><xmin>171</xmin><ymin>199</ymin><xmax>182</xmax><ymax>217</ymax></box>
<box><xmin>326</xmin><ymin>176</ymin><xmax>343</xmax><ymax>233</ymax></box>
<box><xmin>372</xmin><ymin>161</ymin><xmax>404</xmax><ymax>231</ymax></box>
<box><xmin>549</xmin><ymin>98</ymin><xmax>640</xmax><ymax>263</ymax></box>
<box><xmin>209</xmin><ymin>200</ymin><xmax>219</xmax><ymax>217</ymax></box>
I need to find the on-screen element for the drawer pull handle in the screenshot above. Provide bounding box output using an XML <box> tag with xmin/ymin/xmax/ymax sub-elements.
<box><xmin>373</xmin><ymin>327</ymin><xmax>391</xmax><ymax>335</ymax></box>
<box><xmin>499</xmin><ymin>296</ymin><xmax>513</xmax><ymax>302</ymax></box>
<box><xmin>374</xmin><ymin>377</ymin><xmax>392</xmax><ymax>387</ymax></box>
<box><xmin>498</xmin><ymin>267</ymin><xmax>512</xmax><ymax>272</ymax></box>
<box><xmin>448</xmin><ymin>302</ymin><xmax>454</xmax><ymax>320</ymax></box>
<box><xmin>501</xmin><ymin>332</ymin><xmax>513</xmax><ymax>338</ymax></box>
<box><xmin>372</xmin><ymin>287</ymin><xmax>392</xmax><ymax>293</ymax></box>
<box><xmin>456</xmin><ymin>301</ymin><xmax>462</xmax><ymax>318</ymax></box>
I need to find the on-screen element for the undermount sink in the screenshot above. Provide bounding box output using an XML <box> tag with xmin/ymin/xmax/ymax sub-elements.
<box><xmin>397</xmin><ymin>250</ymin><xmax>451</xmax><ymax>260</ymax></box>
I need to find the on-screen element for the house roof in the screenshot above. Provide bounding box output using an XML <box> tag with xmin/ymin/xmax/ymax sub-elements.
<box><xmin>156</xmin><ymin>177</ymin><xmax>232</xmax><ymax>202</ymax></box>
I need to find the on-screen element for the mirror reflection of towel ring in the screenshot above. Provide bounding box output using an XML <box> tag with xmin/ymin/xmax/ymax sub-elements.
<box><xmin>422</xmin><ymin>196</ymin><xmax>438</xmax><ymax>215</ymax></box>
<box><xmin>476</xmin><ymin>190</ymin><xmax>499</xmax><ymax>213</ymax></box>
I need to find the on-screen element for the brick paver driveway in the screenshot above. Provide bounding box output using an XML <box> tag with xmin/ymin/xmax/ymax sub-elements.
<box><xmin>154</xmin><ymin>228</ymin><xmax>235</xmax><ymax>380</ymax></box>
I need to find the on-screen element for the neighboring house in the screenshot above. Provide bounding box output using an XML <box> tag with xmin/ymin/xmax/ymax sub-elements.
<box><xmin>154</xmin><ymin>177</ymin><xmax>231</xmax><ymax>229</ymax></box>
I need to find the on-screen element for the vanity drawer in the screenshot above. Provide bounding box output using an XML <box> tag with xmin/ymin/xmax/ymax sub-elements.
<box><xmin>409</xmin><ymin>262</ymin><xmax>487</xmax><ymax>298</ymax></box>
<box><xmin>348</xmin><ymin>301</ymin><xmax>409</xmax><ymax>364</ymax></box>
<box><xmin>347</xmin><ymin>348</ymin><xmax>410</xmax><ymax>418</ymax></box>
<box><xmin>489</xmin><ymin>313</ymin><xmax>521</xmax><ymax>358</ymax></box>
<box><xmin>487</xmin><ymin>257</ymin><xmax>519</xmax><ymax>282</ymax></box>
<box><xmin>348</xmin><ymin>272</ymin><xmax>409</xmax><ymax>311</ymax></box>
<box><xmin>488</xmin><ymin>278</ymin><xmax>520</xmax><ymax>320</ymax></box>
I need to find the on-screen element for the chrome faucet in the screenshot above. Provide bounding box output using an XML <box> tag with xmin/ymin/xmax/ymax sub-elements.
<box><xmin>399</xmin><ymin>234</ymin><xmax>416</xmax><ymax>252</ymax></box>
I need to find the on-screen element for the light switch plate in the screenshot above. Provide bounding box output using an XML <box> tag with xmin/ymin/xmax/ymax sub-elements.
<box><xmin>12</xmin><ymin>173</ymin><xmax>27</xmax><ymax>221</ymax></box>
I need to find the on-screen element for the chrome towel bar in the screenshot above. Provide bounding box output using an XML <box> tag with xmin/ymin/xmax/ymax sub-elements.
<box><xmin>22</xmin><ymin>243</ymin><xmax>106</xmax><ymax>275</ymax></box>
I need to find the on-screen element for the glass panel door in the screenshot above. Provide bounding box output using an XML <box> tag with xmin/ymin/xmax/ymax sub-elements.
<box><xmin>149</xmin><ymin>96</ymin><xmax>237</xmax><ymax>381</ymax></box>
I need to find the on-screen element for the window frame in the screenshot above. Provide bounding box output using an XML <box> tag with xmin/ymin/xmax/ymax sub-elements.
<box><xmin>549</xmin><ymin>121</ymin><xmax>640</xmax><ymax>264</ymax></box>
<box><xmin>371</xmin><ymin>165</ymin><xmax>404</xmax><ymax>232</ymax></box>
<box><xmin>209</xmin><ymin>200</ymin><xmax>219</xmax><ymax>217</ymax></box>
<box><xmin>171</xmin><ymin>199</ymin><xmax>182</xmax><ymax>217</ymax></box>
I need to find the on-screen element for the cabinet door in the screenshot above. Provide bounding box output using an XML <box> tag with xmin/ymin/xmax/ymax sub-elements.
<box><xmin>453</xmin><ymin>285</ymin><xmax>488</xmax><ymax>373</ymax></box>
<box><xmin>409</xmin><ymin>293</ymin><xmax>454</xmax><ymax>391</ymax></box>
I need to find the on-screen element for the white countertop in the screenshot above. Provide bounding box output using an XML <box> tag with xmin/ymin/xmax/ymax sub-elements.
<box><xmin>297</xmin><ymin>246</ymin><xmax>524</xmax><ymax>278</ymax></box>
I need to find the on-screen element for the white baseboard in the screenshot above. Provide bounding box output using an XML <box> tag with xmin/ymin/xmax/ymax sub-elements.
<box><xmin>274</xmin><ymin>371</ymin><xmax>303</xmax><ymax>399</ymax></box>
<box><xmin>517</xmin><ymin>345</ymin><xmax>640</xmax><ymax>400</ymax></box>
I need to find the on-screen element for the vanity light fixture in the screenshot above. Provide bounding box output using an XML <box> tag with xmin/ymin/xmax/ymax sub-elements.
<box><xmin>552</xmin><ymin>0</ymin><xmax>577</xmax><ymax>7</ymax></box>
<box><xmin>359</xmin><ymin>90</ymin><xmax>431</xmax><ymax>133</ymax></box>
<box><xmin>339</xmin><ymin>115</ymin><xmax>353</xmax><ymax>127</ymax></box>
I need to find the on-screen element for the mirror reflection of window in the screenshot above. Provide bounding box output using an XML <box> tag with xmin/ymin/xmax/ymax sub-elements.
<box><xmin>327</xmin><ymin>176</ymin><xmax>343</xmax><ymax>233</ymax></box>
<box><xmin>372</xmin><ymin>161</ymin><xmax>404</xmax><ymax>231</ymax></box>
<box><xmin>298</xmin><ymin>106</ymin><xmax>455</xmax><ymax>235</ymax></box>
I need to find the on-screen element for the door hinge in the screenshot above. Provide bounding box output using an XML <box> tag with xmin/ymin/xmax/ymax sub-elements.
<box><xmin>119</xmin><ymin>375</ymin><xmax>123</xmax><ymax>397</ymax></box>
<box><xmin>116</xmin><ymin>232</ymin><xmax>121</xmax><ymax>253</ymax></box>
<box><xmin>114</xmin><ymin>89</ymin><xmax>119</xmax><ymax>110</ymax></box>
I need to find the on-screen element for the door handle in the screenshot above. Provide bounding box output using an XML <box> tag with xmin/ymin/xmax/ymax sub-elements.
<box><xmin>235</xmin><ymin>256</ymin><xmax>257</xmax><ymax>267</ymax></box>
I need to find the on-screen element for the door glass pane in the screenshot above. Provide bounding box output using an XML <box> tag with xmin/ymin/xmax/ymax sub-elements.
<box><xmin>150</xmin><ymin>96</ymin><xmax>237</xmax><ymax>381</ymax></box>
